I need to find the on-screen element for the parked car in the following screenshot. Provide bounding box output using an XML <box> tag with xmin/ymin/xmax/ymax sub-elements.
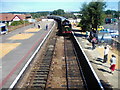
<box><xmin>97</xmin><ymin>32</ymin><xmax>112</xmax><ymax>44</ymax></box>
<box><xmin>97</xmin><ymin>26</ymin><xmax>104</xmax><ymax>31</ymax></box>
<box><xmin>99</xmin><ymin>29</ymin><xmax>110</xmax><ymax>33</ymax></box>
<box><xmin>92</xmin><ymin>26</ymin><xmax>104</xmax><ymax>31</ymax></box>
<box><xmin>0</xmin><ymin>23</ymin><xmax>8</xmax><ymax>35</ymax></box>
<box><xmin>109</xmin><ymin>30</ymin><xmax>119</xmax><ymax>38</ymax></box>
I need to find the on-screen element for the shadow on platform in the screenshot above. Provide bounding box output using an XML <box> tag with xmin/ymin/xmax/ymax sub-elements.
<box><xmin>85</xmin><ymin>47</ymin><xmax>92</xmax><ymax>50</ymax></box>
<box><xmin>90</xmin><ymin>60</ymin><xmax>109</xmax><ymax>68</ymax></box>
<box><xmin>100</xmin><ymin>80</ymin><xmax>113</xmax><ymax>89</ymax></box>
<box><xmin>98</xmin><ymin>68</ymin><xmax>111</xmax><ymax>74</ymax></box>
<box><xmin>96</xmin><ymin>58</ymin><xmax>103</xmax><ymax>63</ymax></box>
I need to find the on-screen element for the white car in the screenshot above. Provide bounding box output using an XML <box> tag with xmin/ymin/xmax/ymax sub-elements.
<box><xmin>109</xmin><ymin>30</ymin><xmax>119</xmax><ymax>38</ymax></box>
<box><xmin>0</xmin><ymin>23</ymin><xmax>8</xmax><ymax>35</ymax></box>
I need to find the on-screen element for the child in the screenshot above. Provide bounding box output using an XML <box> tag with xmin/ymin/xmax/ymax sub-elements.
<box><xmin>110</xmin><ymin>55</ymin><xmax>116</xmax><ymax>74</ymax></box>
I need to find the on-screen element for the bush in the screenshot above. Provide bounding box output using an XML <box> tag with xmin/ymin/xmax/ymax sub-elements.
<box><xmin>11</xmin><ymin>20</ymin><xmax>29</xmax><ymax>26</ymax></box>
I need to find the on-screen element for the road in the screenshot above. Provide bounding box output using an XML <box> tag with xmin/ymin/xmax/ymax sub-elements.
<box><xmin>103</xmin><ymin>23</ymin><xmax>118</xmax><ymax>30</ymax></box>
<box><xmin>0</xmin><ymin>20</ymin><xmax>54</xmax><ymax>88</ymax></box>
<box><xmin>103</xmin><ymin>23</ymin><xmax>119</xmax><ymax>42</ymax></box>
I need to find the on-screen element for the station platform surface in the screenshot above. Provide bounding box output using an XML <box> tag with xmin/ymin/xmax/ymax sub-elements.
<box><xmin>0</xmin><ymin>21</ymin><xmax>54</xmax><ymax>88</ymax></box>
<box><xmin>74</xmin><ymin>31</ymin><xmax>120</xmax><ymax>89</ymax></box>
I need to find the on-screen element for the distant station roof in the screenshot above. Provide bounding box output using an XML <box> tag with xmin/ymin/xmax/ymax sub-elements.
<box><xmin>0</xmin><ymin>13</ymin><xmax>32</xmax><ymax>21</ymax></box>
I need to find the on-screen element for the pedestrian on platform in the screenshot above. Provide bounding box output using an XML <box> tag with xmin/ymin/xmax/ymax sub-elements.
<box><xmin>38</xmin><ymin>24</ymin><xmax>40</xmax><ymax>29</ymax></box>
<box><xmin>103</xmin><ymin>45</ymin><xmax>109</xmax><ymax>63</ymax></box>
<box><xmin>91</xmin><ymin>37</ymin><xmax>96</xmax><ymax>50</ymax></box>
<box><xmin>110</xmin><ymin>55</ymin><xmax>116</xmax><ymax>74</ymax></box>
<box><xmin>46</xmin><ymin>24</ymin><xmax>48</xmax><ymax>30</ymax></box>
<box><xmin>86</xmin><ymin>31</ymin><xmax>89</xmax><ymax>39</ymax></box>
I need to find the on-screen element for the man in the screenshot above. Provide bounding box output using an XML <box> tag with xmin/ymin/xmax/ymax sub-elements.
<box><xmin>103</xmin><ymin>45</ymin><xmax>109</xmax><ymax>63</ymax></box>
<box><xmin>46</xmin><ymin>24</ymin><xmax>48</xmax><ymax>30</ymax></box>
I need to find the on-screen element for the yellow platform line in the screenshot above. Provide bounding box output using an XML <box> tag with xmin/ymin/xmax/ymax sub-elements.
<box><xmin>8</xmin><ymin>33</ymin><xmax>34</xmax><ymax>40</ymax></box>
<box><xmin>0</xmin><ymin>43</ymin><xmax>21</xmax><ymax>59</ymax></box>
<box><xmin>24</xmin><ymin>28</ymin><xmax>41</xmax><ymax>32</ymax></box>
<box><xmin>96</xmin><ymin>47</ymin><xmax>119</xmax><ymax>69</ymax></box>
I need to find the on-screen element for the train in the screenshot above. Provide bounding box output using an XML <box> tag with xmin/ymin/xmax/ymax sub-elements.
<box><xmin>47</xmin><ymin>15</ymin><xmax>72</xmax><ymax>35</ymax></box>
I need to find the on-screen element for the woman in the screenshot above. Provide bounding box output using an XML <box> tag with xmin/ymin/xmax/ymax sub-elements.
<box><xmin>110</xmin><ymin>55</ymin><xmax>116</xmax><ymax>74</ymax></box>
<box><xmin>91</xmin><ymin>37</ymin><xmax>96</xmax><ymax>50</ymax></box>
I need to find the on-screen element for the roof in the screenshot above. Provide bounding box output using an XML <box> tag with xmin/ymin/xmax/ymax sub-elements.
<box><xmin>0</xmin><ymin>13</ymin><xmax>14</xmax><ymax>21</ymax></box>
<box><xmin>0</xmin><ymin>13</ymin><xmax>31</xmax><ymax>21</ymax></box>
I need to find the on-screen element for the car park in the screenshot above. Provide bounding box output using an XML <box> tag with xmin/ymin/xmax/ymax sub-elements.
<box><xmin>97</xmin><ymin>32</ymin><xmax>112</xmax><ymax>44</ymax></box>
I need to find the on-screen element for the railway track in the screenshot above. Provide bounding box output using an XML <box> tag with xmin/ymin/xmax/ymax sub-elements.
<box><xmin>12</xmin><ymin>27</ymin><xmax>103</xmax><ymax>89</ymax></box>
<box><xmin>14</xmin><ymin>31</ymin><xmax>87</xmax><ymax>89</ymax></box>
<box><xmin>14</xmin><ymin>25</ymin><xmax>57</xmax><ymax>89</ymax></box>
<box><xmin>24</xmin><ymin>35</ymin><xmax>57</xmax><ymax>89</ymax></box>
<box><xmin>64</xmin><ymin>36</ymin><xmax>87</xmax><ymax>89</ymax></box>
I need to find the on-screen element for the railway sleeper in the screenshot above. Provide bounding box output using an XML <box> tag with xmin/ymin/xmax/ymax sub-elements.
<box><xmin>67</xmin><ymin>68</ymin><xmax>80</xmax><ymax>71</ymax></box>
<box><xmin>40</xmin><ymin>64</ymin><xmax>50</xmax><ymax>67</ymax></box>
<box><xmin>42</xmin><ymin>59</ymin><xmax>52</xmax><ymax>61</ymax></box>
<box><xmin>68</xmin><ymin>78</ymin><xmax>83</xmax><ymax>81</ymax></box>
<box><xmin>36</xmin><ymin>70</ymin><xmax>48</xmax><ymax>73</ymax></box>
<box><xmin>44</xmin><ymin>55</ymin><xmax>53</xmax><ymax>58</ymax></box>
<box><xmin>36</xmin><ymin>69</ymin><xmax>49</xmax><ymax>72</ymax></box>
<box><xmin>68</xmin><ymin>73</ymin><xmax>81</xmax><ymax>76</ymax></box>
<box><xmin>41</xmin><ymin>62</ymin><xmax>51</xmax><ymax>64</ymax></box>
<box><xmin>39</xmin><ymin>68</ymin><xmax>49</xmax><ymax>70</ymax></box>
<box><xmin>34</xmin><ymin>78</ymin><xmax>47</xmax><ymax>80</ymax></box>
<box><xmin>31</xmin><ymin>84</ymin><xmax>46</xmax><ymax>88</ymax></box>
<box><xmin>34</xmin><ymin>77</ymin><xmax>47</xmax><ymax>80</ymax></box>
<box><xmin>39</xmin><ymin>65</ymin><xmax>50</xmax><ymax>68</ymax></box>
<box><xmin>68</xmin><ymin>80</ymin><xmax>83</xmax><ymax>83</ymax></box>
<box><xmin>67</xmin><ymin>70</ymin><xmax>79</xmax><ymax>73</ymax></box>
<box><xmin>33</xmin><ymin>81</ymin><xmax>46</xmax><ymax>84</ymax></box>
<box><xmin>68</xmin><ymin>75</ymin><xmax>81</xmax><ymax>77</ymax></box>
<box><xmin>66</xmin><ymin>59</ymin><xmax>77</xmax><ymax>61</ymax></box>
<box><xmin>34</xmin><ymin>78</ymin><xmax>47</xmax><ymax>81</ymax></box>
<box><xmin>35</xmin><ymin>72</ymin><xmax>48</xmax><ymax>75</ymax></box>
<box><xmin>42</xmin><ymin>61</ymin><xmax>51</xmax><ymax>64</ymax></box>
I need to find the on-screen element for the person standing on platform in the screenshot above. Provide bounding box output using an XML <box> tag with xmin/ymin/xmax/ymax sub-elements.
<box><xmin>38</xmin><ymin>24</ymin><xmax>40</xmax><ymax>29</ymax></box>
<box><xmin>91</xmin><ymin>37</ymin><xmax>96</xmax><ymax>50</ymax></box>
<box><xmin>46</xmin><ymin>24</ymin><xmax>48</xmax><ymax>30</ymax></box>
<box><xmin>103</xmin><ymin>45</ymin><xmax>109</xmax><ymax>63</ymax></box>
<box><xmin>110</xmin><ymin>55</ymin><xmax>116</xmax><ymax>74</ymax></box>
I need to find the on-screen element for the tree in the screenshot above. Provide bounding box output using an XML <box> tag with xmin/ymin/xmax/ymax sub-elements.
<box><xmin>52</xmin><ymin>9</ymin><xmax>65</xmax><ymax>15</ymax></box>
<box><xmin>79</xmin><ymin>0</ymin><xmax>106</xmax><ymax>31</ymax></box>
<box><xmin>79</xmin><ymin>3</ymin><xmax>91</xmax><ymax>31</ymax></box>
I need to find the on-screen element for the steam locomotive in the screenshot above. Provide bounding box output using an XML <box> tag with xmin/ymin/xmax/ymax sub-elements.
<box><xmin>47</xmin><ymin>15</ymin><xmax>72</xmax><ymax>35</ymax></box>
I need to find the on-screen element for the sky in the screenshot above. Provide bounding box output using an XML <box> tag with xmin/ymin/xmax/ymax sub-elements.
<box><xmin>0</xmin><ymin>0</ymin><xmax>119</xmax><ymax>12</ymax></box>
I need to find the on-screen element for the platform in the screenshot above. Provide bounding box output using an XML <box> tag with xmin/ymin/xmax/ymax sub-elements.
<box><xmin>0</xmin><ymin>21</ymin><xmax>54</xmax><ymax>88</ymax></box>
<box><xmin>74</xmin><ymin>31</ymin><xmax>120</xmax><ymax>89</ymax></box>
